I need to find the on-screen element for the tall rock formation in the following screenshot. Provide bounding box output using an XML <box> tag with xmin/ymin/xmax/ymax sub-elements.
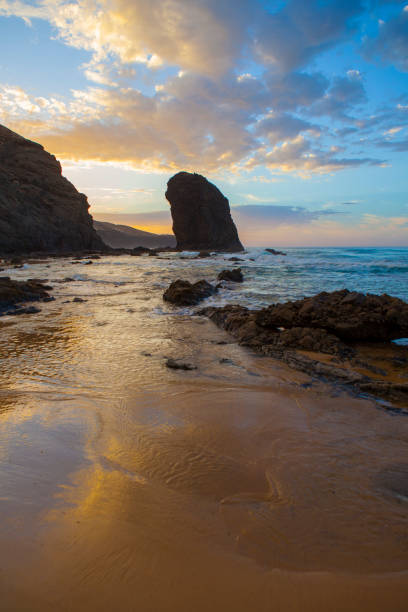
<box><xmin>0</xmin><ymin>124</ymin><xmax>105</xmax><ymax>254</ymax></box>
<box><xmin>165</xmin><ymin>172</ymin><xmax>244</xmax><ymax>252</ymax></box>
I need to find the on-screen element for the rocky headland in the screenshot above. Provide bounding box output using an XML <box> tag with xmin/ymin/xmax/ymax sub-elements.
<box><xmin>0</xmin><ymin>124</ymin><xmax>104</xmax><ymax>254</ymax></box>
<box><xmin>165</xmin><ymin>172</ymin><xmax>244</xmax><ymax>252</ymax></box>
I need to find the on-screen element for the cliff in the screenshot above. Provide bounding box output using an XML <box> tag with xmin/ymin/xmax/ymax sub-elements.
<box><xmin>0</xmin><ymin>124</ymin><xmax>105</xmax><ymax>254</ymax></box>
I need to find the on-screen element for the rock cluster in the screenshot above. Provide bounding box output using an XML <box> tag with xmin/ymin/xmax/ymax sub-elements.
<box><xmin>165</xmin><ymin>172</ymin><xmax>244</xmax><ymax>252</ymax></box>
<box><xmin>217</xmin><ymin>268</ymin><xmax>243</xmax><ymax>283</ymax></box>
<box><xmin>200</xmin><ymin>304</ymin><xmax>350</xmax><ymax>356</ymax></box>
<box><xmin>201</xmin><ymin>289</ymin><xmax>408</xmax><ymax>353</ymax></box>
<box><xmin>200</xmin><ymin>289</ymin><xmax>408</xmax><ymax>404</ymax></box>
<box><xmin>163</xmin><ymin>279</ymin><xmax>217</xmax><ymax>306</ymax></box>
<box><xmin>0</xmin><ymin>277</ymin><xmax>53</xmax><ymax>315</ymax></box>
<box><xmin>0</xmin><ymin>124</ymin><xmax>104</xmax><ymax>254</ymax></box>
<box><xmin>256</xmin><ymin>289</ymin><xmax>408</xmax><ymax>342</ymax></box>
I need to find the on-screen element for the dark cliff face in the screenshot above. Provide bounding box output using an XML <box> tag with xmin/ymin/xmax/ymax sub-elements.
<box><xmin>165</xmin><ymin>172</ymin><xmax>244</xmax><ymax>252</ymax></box>
<box><xmin>0</xmin><ymin>124</ymin><xmax>105</xmax><ymax>254</ymax></box>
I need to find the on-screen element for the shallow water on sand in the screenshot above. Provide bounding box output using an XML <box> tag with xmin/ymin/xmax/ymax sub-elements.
<box><xmin>0</xmin><ymin>253</ymin><xmax>408</xmax><ymax>611</ymax></box>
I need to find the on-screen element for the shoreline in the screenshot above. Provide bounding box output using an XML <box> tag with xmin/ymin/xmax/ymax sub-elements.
<box><xmin>0</xmin><ymin>252</ymin><xmax>407</xmax><ymax>610</ymax></box>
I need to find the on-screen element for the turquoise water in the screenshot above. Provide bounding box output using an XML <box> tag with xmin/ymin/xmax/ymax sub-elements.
<box><xmin>229</xmin><ymin>246</ymin><xmax>408</xmax><ymax>309</ymax></box>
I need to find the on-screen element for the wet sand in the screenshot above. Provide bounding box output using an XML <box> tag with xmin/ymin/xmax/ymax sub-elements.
<box><xmin>0</xmin><ymin>258</ymin><xmax>408</xmax><ymax>610</ymax></box>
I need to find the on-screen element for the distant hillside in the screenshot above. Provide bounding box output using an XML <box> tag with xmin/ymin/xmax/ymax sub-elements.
<box><xmin>94</xmin><ymin>220</ymin><xmax>176</xmax><ymax>249</ymax></box>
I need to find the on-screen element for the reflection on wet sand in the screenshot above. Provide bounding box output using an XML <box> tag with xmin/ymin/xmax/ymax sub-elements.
<box><xmin>0</xmin><ymin>259</ymin><xmax>408</xmax><ymax>611</ymax></box>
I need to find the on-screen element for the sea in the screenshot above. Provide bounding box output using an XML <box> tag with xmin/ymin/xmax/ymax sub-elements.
<box><xmin>8</xmin><ymin>246</ymin><xmax>408</xmax><ymax>311</ymax></box>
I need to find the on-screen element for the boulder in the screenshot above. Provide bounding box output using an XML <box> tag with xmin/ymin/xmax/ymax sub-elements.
<box><xmin>166</xmin><ymin>358</ymin><xmax>197</xmax><ymax>371</ymax></box>
<box><xmin>217</xmin><ymin>268</ymin><xmax>244</xmax><ymax>283</ymax></box>
<box><xmin>265</xmin><ymin>248</ymin><xmax>286</xmax><ymax>256</ymax></box>
<box><xmin>0</xmin><ymin>276</ymin><xmax>53</xmax><ymax>315</ymax></box>
<box><xmin>0</xmin><ymin>124</ymin><xmax>105</xmax><ymax>254</ymax></box>
<box><xmin>163</xmin><ymin>279</ymin><xmax>217</xmax><ymax>306</ymax></box>
<box><xmin>165</xmin><ymin>172</ymin><xmax>244</xmax><ymax>252</ymax></box>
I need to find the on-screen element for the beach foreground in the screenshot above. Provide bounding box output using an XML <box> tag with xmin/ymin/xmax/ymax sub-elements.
<box><xmin>1</xmin><ymin>251</ymin><xmax>408</xmax><ymax>611</ymax></box>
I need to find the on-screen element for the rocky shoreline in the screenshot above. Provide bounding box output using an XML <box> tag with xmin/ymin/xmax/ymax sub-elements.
<box><xmin>1</xmin><ymin>250</ymin><xmax>407</xmax><ymax>409</ymax></box>
<box><xmin>198</xmin><ymin>289</ymin><xmax>408</xmax><ymax>408</ymax></box>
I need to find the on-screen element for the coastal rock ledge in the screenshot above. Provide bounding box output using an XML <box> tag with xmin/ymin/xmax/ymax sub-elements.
<box><xmin>0</xmin><ymin>124</ymin><xmax>104</xmax><ymax>254</ymax></box>
<box><xmin>165</xmin><ymin>171</ymin><xmax>244</xmax><ymax>252</ymax></box>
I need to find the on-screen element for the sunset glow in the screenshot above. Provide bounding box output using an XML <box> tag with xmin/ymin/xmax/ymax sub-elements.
<box><xmin>1</xmin><ymin>0</ymin><xmax>407</xmax><ymax>245</ymax></box>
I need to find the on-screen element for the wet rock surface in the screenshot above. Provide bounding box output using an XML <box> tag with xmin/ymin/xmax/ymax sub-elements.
<box><xmin>265</xmin><ymin>248</ymin><xmax>287</xmax><ymax>256</ymax></box>
<box><xmin>163</xmin><ymin>279</ymin><xmax>217</xmax><ymax>306</ymax></box>
<box><xmin>200</xmin><ymin>290</ymin><xmax>408</xmax><ymax>407</ymax></box>
<box><xmin>257</xmin><ymin>289</ymin><xmax>408</xmax><ymax>342</ymax></box>
<box><xmin>0</xmin><ymin>276</ymin><xmax>53</xmax><ymax>315</ymax></box>
<box><xmin>165</xmin><ymin>358</ymin><xmax>197</xmax><ymax>371</ymax></box>
<box><xmin>217</xmin><ymin>268</ymin><xmax>244</xmax><ymax>283</ymax></box>
<box><xmin>165</xmin><ymin>172</ymin><xmax>244</xmax><ymax>252</ymax></box>
<box><xmin>200</xmin><ymin>304</ymin><xmax>350</xmax><ymax>356</ymax></box>
<box><xmin>0</xmin><ymin>124</ymin><xmax>105</xmax><ymax>254</ymax></box>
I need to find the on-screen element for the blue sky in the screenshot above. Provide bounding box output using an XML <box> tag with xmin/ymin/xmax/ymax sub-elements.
<box><xmin>0</xmin><ymin>0</ymin><xmax>407</xmax><ymax>245</ymax></box>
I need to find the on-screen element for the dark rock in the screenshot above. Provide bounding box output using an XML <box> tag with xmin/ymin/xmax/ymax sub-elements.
<box><xmin>0</xmin><ymin>124</ymin><xmax>105</xmax><ymax>255</ymax></box>
<box><xmin>217</xmin><ymin>268</ymin><xmax>244</xmax><ymax>283</ymax></box>
<box><xmin>165</xmin><ymin>171</ymin><xmax>244</xmax><ymax>252</ymax></box>
<box><xmin>265</xmin><ymin>248</ymin><xmax>287</xmax><ymax>256</ymax></box>
<box><xmin>166</xmin><ymin>358</ymin><xmax>197</xmax><ymax>371</ymax></box>
<box><xmin>73</xmin><ymin>297</ymin><xmax>87</xmax><ymax>303</ymax></box>
<box><xmin>196</xmin><ymin>251</ymin><xmax>212</xmax><ymax>258</ymax></box>
<box><xmin>256</xmin><ymin>289</ymin><xmax>408</xmax><ymax>342</ymax></box>
<box><xmin>200</xmin><ymin>305</ymin><xmax>349</xmax><ymax>356</ymax></box>
<box><xmin>163</xmin><ymin>279</ymin><xmax>217</xmax><ymax>306</ymax></box>
<box><xmin>0</xmin><ymin>277</ymin><xmax>52</xmax><ymax>315</ymax></box>
<box><xmin>200</xmin><ymin>291</ymin><xmax>408</xmax><ymax>407</ymax></box>
<box><xmin>227</xmin><ymin>257</ymin><xmax>244</xmax><ymax>262</ymax></box>
<box><xmin>131</xmin><ymin>246</ymin><xmax>151</xmax><ymax>256</ymax></box>
<box><xmin>14</xmin><ymin>305</ymin><xmax>41</xmax><ymax>315</ymax></box>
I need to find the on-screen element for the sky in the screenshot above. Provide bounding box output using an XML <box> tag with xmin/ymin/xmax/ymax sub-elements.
<box><xmin>0</xmin><ymin>0</ymin><xmax>407</xmax><ymax>246</ymax></box>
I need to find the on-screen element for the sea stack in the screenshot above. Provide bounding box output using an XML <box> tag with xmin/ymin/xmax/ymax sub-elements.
<box><xmin>0</xmin><ymin>124</ymin><xmax>105</xmax><ymax>254</ymax></box>
<box><xmin>165</xmin><ymin>171</ymin><xmax>244</xmax><ymax>252</ymax></box>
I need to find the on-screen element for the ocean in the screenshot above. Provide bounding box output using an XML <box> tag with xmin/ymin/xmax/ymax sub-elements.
<box><xmin>8</xmin><ymin>246</ymin><xmax>408</xmax><ymax>312</ymax></box>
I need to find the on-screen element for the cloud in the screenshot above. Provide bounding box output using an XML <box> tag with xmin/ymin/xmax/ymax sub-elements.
<box><xmin>0</xmin><ymin>0</ymin><xmax>405</xmax><ymax>178</ymax></box>
<box><xmin>377</xmin><ymin>137</ymin><xmax>408</xmax><ymax>151</ymax></box>
<box><xmin>255</xmin><ymin>0</ymin><xmax>363</xmax><ymax>73</ymax></box>
<box><xmin>308</xmin><ymin>72</ymin><xmax>367</xmax><ymax>121</ymax></box>
<box><xmin>232</xmin><ymin>204</ymin><xmax>342</xmax><ymax>225</ymax></box>
<box><xmin>264</xmin><ymin>71</ymin><xmax>329</xmax><ymax>112</ymax></box>
<box><xmin>363</xmin><ymin>7</ymin><xmax>408</xmax><ymax>72</ymax></box>
<box><xmin>255</xmin><ymin>113</ymin><xmax>317</xmax><ymax>145</ymax></box>
<box><xmin>246</xmin><ymin>135</ymin><xmax>382</xmax><ymax>176</ymax></box>
<box><xmin>0</xmin><ymin>0</ymin><xmax>255</xmax><ymax>76</ymax></box>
